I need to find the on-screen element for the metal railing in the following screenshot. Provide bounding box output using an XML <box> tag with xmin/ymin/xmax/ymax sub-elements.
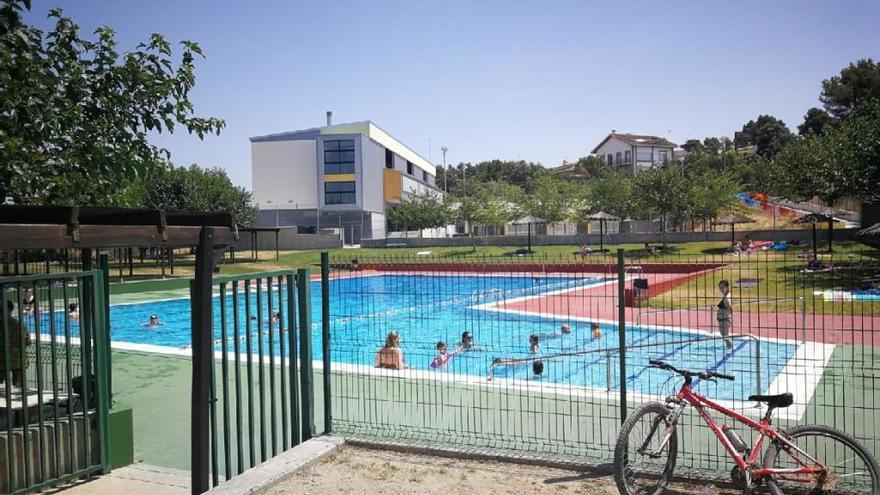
<box><xmin>1</xmin><ymin>271</ymin><xmax>111</xmax><ymax>495</ymax></box>
<box><xmin>487</xmin><ymin>334</ymin><xmax>764</xmax><ymax>396</ymax></box>
<box><xmin>635</xmin><ymin>296</ymin><xmax>809</xmax><ymax>343</ymax></box>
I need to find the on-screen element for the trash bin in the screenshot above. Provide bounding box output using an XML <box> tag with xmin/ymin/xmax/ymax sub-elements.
<box><xmin>633</xmin><ymin>278</ymin><xmax>649</xmax><ymax>300</ymax></box>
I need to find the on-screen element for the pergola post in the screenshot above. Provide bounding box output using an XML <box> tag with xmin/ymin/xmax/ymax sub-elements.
<box><xmin>191</xmin><ymin>227</ymin><xmax>216</xmax><ymax>495</ymax></box>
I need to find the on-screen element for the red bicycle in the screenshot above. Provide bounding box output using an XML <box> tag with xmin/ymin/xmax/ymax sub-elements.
<box><xmin>614</xmin><ymin>359</ymin><xmax>879</xmax><ymax>494</ymax></box>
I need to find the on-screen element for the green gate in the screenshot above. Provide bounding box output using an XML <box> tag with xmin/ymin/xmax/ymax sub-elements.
<box><xmin>1</xmin><ymin>271</ymin><xmax>111</xmax><ymax>495</ymax></box>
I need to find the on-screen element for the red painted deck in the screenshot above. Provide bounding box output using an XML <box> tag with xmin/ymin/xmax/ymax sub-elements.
<box><xmin>494</xmin><ymin>272</ymin><xmax>880</xmax><ymax>347</ymax></box>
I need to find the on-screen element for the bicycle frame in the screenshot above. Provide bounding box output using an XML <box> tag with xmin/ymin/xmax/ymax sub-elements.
<box><xmin>674</xmin><ymin>383</ymin><xmax>828</xmax><ymax>485</ymax></box>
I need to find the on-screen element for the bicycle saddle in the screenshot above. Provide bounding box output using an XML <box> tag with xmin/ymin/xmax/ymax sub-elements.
<box><xmin>748</xmin><ymin>393</ymin><xmax>793</xmax><ymax>408</ymax></box>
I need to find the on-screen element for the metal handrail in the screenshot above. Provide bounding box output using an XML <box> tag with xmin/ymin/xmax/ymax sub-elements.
<box><xmin>634</xmin><ymin>296</ymin><xmax>808</xmax><ymax>343</ymax></box>
<box><xmin>487</xmin><ymin>333</ymin><xmax>763</xmax><ymax>395</ymax></box>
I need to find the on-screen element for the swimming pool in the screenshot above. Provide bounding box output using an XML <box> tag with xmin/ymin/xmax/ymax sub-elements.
<box><xmin>29</xmin><ymin>273</ymin><xmax>799</xmax><ymax>400</ymax></box>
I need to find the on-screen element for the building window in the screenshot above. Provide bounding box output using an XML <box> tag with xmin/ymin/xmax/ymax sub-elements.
<box><xmin>385</xmin><ymin>148</ymin><xmax>394</xmax><ymax>169</ymax></box>
<box><xmin>422</xmin><ymin>170</ymin><xmax>429</xmax><ymax>181</ymax></box>
<box><xmin>658</xmin><ymin>150</ymin><xmax>668</xmax><ymax>162</ymax></box>
<box><xmin>406</xmin><ymin>161</ymin><xmax>414</xmax><ymax>175</ymax></box>
<box><xmin>324</xmin><ymin>181</ymin><xmax>356</xmax><ymax>205</ymax></box>
<box><xmin>324</xmin><ymin>139</ymin><xmax>355</xmax><ymax>174</ymax></box>
<box><xmin>606</xmin><ymin>154</ymin><xmax>613</xmax><ymax>166</ymax></box>
<box><xmin>636</xmin><ymin>148</ymin><xmax>653</xmax><ymax>162</ymax></box>
<box><xmin>616</xmin><ymin>152</ymin><xmax>622</xmax><ymax>164</ymax></box>
<box><xmin>624</xmin><ymin>150</ymin><xmax>631</xmax><ymax>163</ymax></box>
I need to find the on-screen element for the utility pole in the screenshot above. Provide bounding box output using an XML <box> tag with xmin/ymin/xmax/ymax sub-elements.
<box><xmin>441</xmin><ymin>146</ymin><xmax>449</xmax><ymax>193</ymax></box>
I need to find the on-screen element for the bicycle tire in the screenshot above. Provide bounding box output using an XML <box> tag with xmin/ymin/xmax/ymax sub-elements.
<box><xmin>763</xmin><ymin>424</ymin><xmax>880</xmax><ymax>495</ymax></box>
<box><xmin>613</xmin><ymin>402</ymin><xmax>678</xmax><ymax>495</ymax></box>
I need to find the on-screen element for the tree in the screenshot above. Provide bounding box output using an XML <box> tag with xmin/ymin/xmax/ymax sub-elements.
<box><xmin>138</xmin><ymin>164</ymin><xmax>256</xmax><ymax>227</ymax></box>
<box><xmin>587</xmin><ymin>170</ymin><xmax>633</xmax><ymax>218</ymax></box>
<box><xmin>685</xmin><ymin>169</ymin><xmax>740</xmax><ymax>229</ymax></box>
<box><xmin>520</xmin><ymin>174</ymin><xmax>584</xmax><ymax>226</ymax></box>
<box><xmin>451</xmin><ymin>181</ymin><xmax>521</xmax><ymax>248</ymax></box>
<box><xmin>441</xmin><ymin>160</ymin><xmax>549</xmax><ymax>195</ymax></box>
<box><xmin>632</xmin><ymin>164</ymin><xmax>690</xmax><ymax>245</ymax></box>
<box><xmin>681</xmin><ymin>139</ymin><xmax>704</xmax><ymax>154</ymax></box>
<box><xmin>386</xmin><ymin>189</ymin><xmax>450</xmax><ymax>237</ymax></box>
<box><xmin>820</xmin><ymin>58</ymin><xmax>880</xmax><ymax>119</ymax></box>
<box><xmin>736</xmin><ymin>115</ymin><xmax>793</xmax><ymax>158</ymax></box>
<box><xmin>776</xmin><ymin>101</ymin><xmax>880</xmax><ymax>205</ymax></box>
<box><xmin>0</xmin><ymin>1</ymin><xmax>224</xmax><ymax>205</ymax></box>
<box><xmin>702</xmin><ymin>137</ymin><xmax>723</xmax><ymax>155</ymax></box>
<box><xmin>798</xmin><ymin>107</ymin><xmax>832</xmax><ymax>136</ymax></box>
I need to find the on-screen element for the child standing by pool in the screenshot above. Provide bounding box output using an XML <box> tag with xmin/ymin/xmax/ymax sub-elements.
<box><xmin>717</xmin><ymin>280</ymin><xmax>733</xmax><ymax>349</ymax></box>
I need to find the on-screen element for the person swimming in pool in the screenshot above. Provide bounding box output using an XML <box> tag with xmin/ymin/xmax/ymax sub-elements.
<box><xmin>430</xmin><ymin>340</ymin><xmax>457</xmax><ymax>368</ymax></box>
<box><xmin>375</xmin><ymin>331</ymin><xmax>405</xmax><ymax>370</ymax></box>
<box><xmin>457</xmin><ymin>331</ymin><xmax>484</xmax><ymax>352</ymax></box>
<box><xmin>529</xmin><ymin>334</ymin><xmax>544</xmax><ymax>377</ymax></box>
<box><xmin>144</xmin><ymin>314</ymin><xmax>162</xmax><ymax>328</ymax></box>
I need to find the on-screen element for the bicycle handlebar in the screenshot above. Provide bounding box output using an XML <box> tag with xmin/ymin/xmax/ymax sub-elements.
<box><xmin>648</xmin><ymin>359</ymin><xmax>735</xmax><ymax>381</ymax></box>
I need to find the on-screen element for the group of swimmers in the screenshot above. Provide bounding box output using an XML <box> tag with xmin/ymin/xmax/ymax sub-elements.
<box><xmin>375</xmin><ymin>322</ymin><xmax>604</xmax><ymax>375</ymax></box>
<box><xmin>375</xmin><ymin>330</ymin><xmax>477</xmax><ymax>370</ymax></box>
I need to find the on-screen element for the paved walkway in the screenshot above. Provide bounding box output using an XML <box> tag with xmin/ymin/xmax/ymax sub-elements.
<box><xmin>53</xmin><ymin>464</ymin><xmax>188</xmax><ymax>495</ymax></box>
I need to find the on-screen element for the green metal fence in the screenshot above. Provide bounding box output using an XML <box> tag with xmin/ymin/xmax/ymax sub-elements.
<box><xmin>195</xmin><ymin>269</ymin><xmax>316</xmax><ymax>490</ymax></box>
<box><xmin>326</xmin><ymin>249</ymin><xmax>879</xmax><ymax>477</ymax></box>
<box><xmin>1</xmin><ymin>271</ymin><xmax>111</xmax><ymax>495</ymax></box>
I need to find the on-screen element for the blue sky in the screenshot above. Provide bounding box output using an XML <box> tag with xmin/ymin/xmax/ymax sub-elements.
<box><xmin>24</xmin><ymin>1</ymin><xmax>880</xmax><ymax>188</ymax></box>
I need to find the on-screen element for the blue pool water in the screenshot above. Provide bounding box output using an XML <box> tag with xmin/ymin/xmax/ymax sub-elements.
<box><xmin>29</xmin><ymin>274</ymin><xmax>798</xmax><ymax>400</ymax></box>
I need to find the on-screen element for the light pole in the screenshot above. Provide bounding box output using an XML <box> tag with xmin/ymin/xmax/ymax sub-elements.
<box><xmin>441</xmin><ymin>146</ymin><xmax>449</xmax><ymax>193</ymax></box>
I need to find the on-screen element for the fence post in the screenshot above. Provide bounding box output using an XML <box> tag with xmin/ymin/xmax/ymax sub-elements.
<box><xmin>320</xmin><ymin>252</ymin><xmax>332</xmax><ymax>434</ymax></box>
<box><xmin>98</xmin><ymin>253</ymin><xmax>113</xmax><ymax>407</ymax></box>
<box><xmin>191</xmin><ymin>228</ymin><xmax>215</xmax><ymax>495</ymax></box>
<box><xmin>800</xmin><ymin>297</ymin><xmax>807</xmax><ymax>343</ymax></box>
<box><xmin>92</xmin><ymin>269</ymin><xmax>112</xmax><ymax>474</ymax></box>
<box><xmin>617</xmin><ymin>248</ymin><xmax>627</xmax><ymax>423</ymax></box>
<box><xmin>297</xmin><ymin>268</ymin><xmax>316</xmax><ymax>441</ymax></box>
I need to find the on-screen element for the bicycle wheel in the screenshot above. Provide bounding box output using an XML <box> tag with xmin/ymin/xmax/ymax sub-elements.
<box><xmin>613</xmin><ymin>402</ymin><xmax>678</xmax><ymax>495</ymax></box>
<box><xmin>763</xmin><ymin>424</ymin><xmax>880</xmax><ymax>495</ymax></box>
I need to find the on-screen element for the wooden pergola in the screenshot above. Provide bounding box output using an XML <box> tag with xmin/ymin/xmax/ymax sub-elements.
<box><xmin>0</xmin><ymin>205</ymin><xmax>237</xmax><ymax>495</ymax></box>
<box><xmin>233</xmin><ymin>227</ymin><xmax>281</xmax><ymax>262</ymax></box>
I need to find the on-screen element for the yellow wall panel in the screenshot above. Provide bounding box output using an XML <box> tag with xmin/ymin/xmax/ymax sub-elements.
<box><xmin>384</xmin><ymin>169</ymin><xmax>402</xmax><ymax>202</ymax></box>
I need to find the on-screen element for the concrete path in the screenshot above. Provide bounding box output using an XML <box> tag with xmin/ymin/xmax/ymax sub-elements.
<box><xmin>53</xmin><ymin>464</ymin><xmax>189</xmax><ymax>495</ymax></box>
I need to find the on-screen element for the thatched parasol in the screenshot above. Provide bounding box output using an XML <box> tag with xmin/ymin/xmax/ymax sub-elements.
<box><xmin>793</xmin><ymin>212</ymin><xmax>834</xmax><ymax>257</ymax></box>
<box><xmin>713</xmin><ymin>214</ymin><xmax>756</xmax><ymax>245</ymax></box>
<box><xmin>587</xmin><ymin>211</ymin><xmax>621</xmax><ymax>251</ymax></box>
<box><xmin>511</xmin><ymin>215</ymin><xmax>545</xmax><ymax>253</ymax></box>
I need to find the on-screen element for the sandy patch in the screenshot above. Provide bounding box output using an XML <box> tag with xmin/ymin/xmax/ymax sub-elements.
<box><xmin>262</xmin><ymin>446</ymin><xmax>735</xmax><ymax>495</ymax></box>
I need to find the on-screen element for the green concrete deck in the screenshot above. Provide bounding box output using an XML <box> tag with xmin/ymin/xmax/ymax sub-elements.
<box><xmin>112</xmin><ymin>344</ymin><xmax>877</xmax><ymax>475</ymax></box>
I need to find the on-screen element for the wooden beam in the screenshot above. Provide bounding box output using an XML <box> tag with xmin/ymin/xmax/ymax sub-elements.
<box><xmin>0</xmin><ymin>225</ymin><xmax>236</xmax><ymax>250</ymax></box>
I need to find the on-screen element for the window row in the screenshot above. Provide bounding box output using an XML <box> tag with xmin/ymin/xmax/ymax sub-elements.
<box><xmin>603</xmin><ymin>149</ymin><xmax>670</xmax><ymax>165</ymax></box>
<box><xmin>324</xmin><ymin>140</ymin><xmax>355</xmax><ymax>175</ymax></box>
<box><xmin>324</xmin><ymin>181</ymin><xmax>356</xmax><ymax>205</ymax></box>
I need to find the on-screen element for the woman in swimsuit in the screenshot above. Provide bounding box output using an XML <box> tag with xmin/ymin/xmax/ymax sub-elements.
<box><xmin>375</xmin><ymin>331</ymin><xmax>405</xmax><ymax>370</ymax></box>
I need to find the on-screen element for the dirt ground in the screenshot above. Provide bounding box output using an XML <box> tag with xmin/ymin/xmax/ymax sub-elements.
<box><xmin>262</xmin><ymin>446</ymin><xmax>739</xmax><ymax>495</ymax></box>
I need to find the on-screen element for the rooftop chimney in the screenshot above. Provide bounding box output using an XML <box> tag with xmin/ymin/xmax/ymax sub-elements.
<box><xmin>611</xmin><ymin>129</ymin><xmax>616</xmax><ymax>134</ymax></box>
<box><xmin>326</xmin><ymin>111</ymin><xmax>333</xmax><ymax>126</ymax></box>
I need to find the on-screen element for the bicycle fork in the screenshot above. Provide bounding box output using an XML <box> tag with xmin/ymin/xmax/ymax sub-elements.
<box><xmin>637</xmin><ymin>401</ymin><xmax>685</xmax><ymax>458</ymax></box>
